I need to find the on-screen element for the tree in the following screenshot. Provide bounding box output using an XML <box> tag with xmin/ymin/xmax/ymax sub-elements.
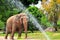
<box><xmin>42</xmin><ymin>0</ymin><xmax>60</xmax><ymax>31</ymax></box>
<box><xmin>52</xmin><ymin>0</ymin><xmax>59</xmax><ymax>31</ymax></box>
<box><xmin>47</xmin><ymin>0</ymin><xmax>59</xmax><ymax>31</ymax></box>
<box><xmin>20</xmin><ymin>0</ymin><xmax>39</xmax><ymax>7</ymax></box>
<box><xmin>0</xmin><ymin>0</ymin><xmax>20</xmax><ymax>30</ymax></box>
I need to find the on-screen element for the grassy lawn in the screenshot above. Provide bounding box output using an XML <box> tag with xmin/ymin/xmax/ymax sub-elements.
<box><xmin>0</xmin><ymin>31</ymin><xmax>60</xmax><ymax>40</ymax></box>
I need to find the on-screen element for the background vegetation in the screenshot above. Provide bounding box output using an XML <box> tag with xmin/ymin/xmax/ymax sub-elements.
<box><xmin>0</xmin><ymin>0</ymin><xmax>43</xmax><ymax>31</ymax></box>
<box><xmin>0</xmin><ymin>0</ymin><xmax>60</xmax><ymax>40</ymax></box>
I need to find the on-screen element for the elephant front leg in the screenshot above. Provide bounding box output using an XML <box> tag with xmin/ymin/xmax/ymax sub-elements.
<box><xmin>17</xmin><ymin>28</ymin><xmax>22</xmax><ymax>39</ymax></box>
<box><xmin>23</xmin><ymin>22</ymin><xmax>28</xmax><ymax>39</ymax></box>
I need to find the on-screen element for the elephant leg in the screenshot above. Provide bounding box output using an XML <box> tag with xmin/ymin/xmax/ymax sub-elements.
<box><xmin>5</xmin><ymin>27</ymin><xmax>9</xmax><ymax>39</ymax></box>
<box><xmin>5</xmin><ymin>23</ymin><xmax>11</xmax><ymax>39</ymax></box>
<box><xmin>17</xmin><ymin>17</ymin><xmax>23</xmax><ymax>39</ymax></box>
<box><xmin>10</xmin><ymin>24</ymin><xmax>16</xmax><ymax>40</ymax></box>
<box><xmin>18</xmin><ymin>28</ymin><xmax>22</xmax><ymax>39</ymax></box>
<box><xmin>23</xmin><ymin>21</ymin><xmax>28</xmax><ymax>38</ymax></box>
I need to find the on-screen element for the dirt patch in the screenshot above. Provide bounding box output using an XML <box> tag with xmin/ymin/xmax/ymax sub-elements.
<box><xmin>0</xmin><ymin>36</ymin><xmax>17</xmax><ymax>40</ymax></box>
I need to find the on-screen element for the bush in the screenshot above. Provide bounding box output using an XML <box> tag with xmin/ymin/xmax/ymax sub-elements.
<box><xmin>28</xmin><ymin>6</ymin><xmax>43</xmax><ymax>23</ymax></box>
<box><xmin>28</xmin><ymin>6</ymin><xmax>52</xmax><ymax>28</ymax></box>
<box><xmin>57</xmin><ymin>20</ymin><xmax>60</xmax><ymax>28</ymax></box>
<box><xmin>0</xmin><ymin>20</ymin><xmax>5</xmax><ymax>30</ymax></box>
<box><xmin>27</xmin><ymin>6</ymin><xmax>43</xmax><ymax>31</ymax></box>
<box><xmin>41</xmin><ymin>16</ymin><xmax>52</xmax><ymax>27</ymax></box>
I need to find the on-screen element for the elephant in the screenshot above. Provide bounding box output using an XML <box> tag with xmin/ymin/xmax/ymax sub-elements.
<box><xmin>5</xmin><ymin>13</ymin><xmax>28</xmax><ymax>40</ymax></box>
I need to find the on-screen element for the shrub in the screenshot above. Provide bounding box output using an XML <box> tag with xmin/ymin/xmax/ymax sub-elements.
<box><xmin>0</xmin><ymin>20</ymin><xmax>5</xmax><ymax>30</ymax></box>
<box><xmin>27</xmin><ymin>6</ymin><xmax>43</xmax><ymax>31</ymax></box>
<box><xmin>28</xmin><ymin>6</ymin><xmax>52</xmax><ymax>28</ymax></box>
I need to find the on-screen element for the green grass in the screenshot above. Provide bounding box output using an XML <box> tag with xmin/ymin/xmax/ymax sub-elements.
<box><xmin>47</xmin><ymin>32</ymin><xmax>60</xmax><ymax>40</ymax></box>
<box><xmin>0</xmin><ymin>31</ymin><xmax>60</xmax><ymax>40</ymax></box>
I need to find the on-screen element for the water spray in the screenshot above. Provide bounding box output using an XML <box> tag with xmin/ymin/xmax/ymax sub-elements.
<box><xmin>7</xmin><ymin>0</ymin><xmax>51</xmax><ymax>40</ymax></box>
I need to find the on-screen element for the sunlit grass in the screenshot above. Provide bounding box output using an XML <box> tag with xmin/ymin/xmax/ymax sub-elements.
<box><xmin>0</xmin><ymin>31</ymin><xmax>60</xmax><ymax>40</ymax></box>
<box><xmin>46</xmin><ymin>32</ymin><xmax>60</xmax><ymax>39</ymax></box>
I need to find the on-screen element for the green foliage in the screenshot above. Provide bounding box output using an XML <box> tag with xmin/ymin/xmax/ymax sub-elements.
<box><xmin>28</xmin><ymin>22</ymin><xmax>37</xmax><ymax>32</ymax></box>
<box><xmin>0</xmin><ymin>20</ymin><xmax>4</xmax><ymax>29</ymax></box>
<box><xmin>27</xmin><ymin>0</ymin><xmax>34</xmax><ymax>2</ymax></box>
<box><xmin>27</xmin><ymin>6</ymin><xmax>43</xmax><ymax>30</ymax></box>
<box><xmin>28</xmin><ymin>6</ymin><xmax>43</xmax><ymax>22</ymax></box>
<box><xmin>57</xmin><ymin>20</ymin><xmax>60</xmax><ymax>28</ymax></box>
<box><xmin>57</xmin><ymin>20</ymin><xmax>60</xmax><ymax>25</ymax></box>
<box><xmin>28</xmin><ymin>6</ymin><xmax>52</xmax><ymax>27</ymax></box>
<box><xmin>0</xmin><ymin>0</ymin><xmax>21</xmax><ymax>30</ymax></box>
<box><xmin>0</xmin><ymin>15</ymin><xmax>2</xmax><ymax>19</ymax></box>
<box><xmin>41</xmin><ymin>16</ymin><xmax>52</xmax><ymax>27</ymax></box>
<box><xmin>20</xmin><ymin>0</ymin><xmax>38</xmax><ymax>7</ymax></box>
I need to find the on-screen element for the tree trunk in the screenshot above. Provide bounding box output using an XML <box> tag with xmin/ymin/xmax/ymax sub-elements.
<box><xmin>54</xmin><ymin>22</ymin><xmax>57</xmax><ymax>31</ymax></box>
<box><xmin>53</xmin><ymin>13</ymin><xmax>58</xmax><ymax>31</ymax></box>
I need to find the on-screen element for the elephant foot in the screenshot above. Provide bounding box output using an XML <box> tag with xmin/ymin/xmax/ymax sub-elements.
<box><xmin>25</xmin><ymin>35</ymin><xmax>27</xmax><ymax>39</ymax></box>
<box><xmin>5</xmin><ymin>36</ymin><xmax>7</xmax><ymax>39</ymax></box>
<box><xmin>10</xmin><ymin>37</ymin><xmax>14</xmax><ymax>40</ymax></box>
<box><xmin>10</xmin><ymin>38</ymin><xmax>14</xmax><ymax>40</ymax></box>
<box><xmin>25</xmin><ymin>37</ymin><xmax>27</xmax><ymax>39</ymax></box>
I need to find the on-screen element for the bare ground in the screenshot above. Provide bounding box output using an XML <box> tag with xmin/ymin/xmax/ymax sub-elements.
<box><xmin>0</xmin><ymin>36</ymin><xmax>44</xmax><ymax>40</ymax></box>
<box><xmin>0</xmin><ymin>36</ymin><xmax>17</xmax><ymax>40</ymax></box>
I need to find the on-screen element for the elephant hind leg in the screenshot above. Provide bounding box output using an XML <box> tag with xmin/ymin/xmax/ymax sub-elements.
<box><xmin>5</xmin><ymin>23</ymin><xmax>12</xmax><ymax>39</ymax></box>
<box><xmin>5</xmin><ymin>27</ymin><xmax>9</xmax><ymax>39</ymax></box>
